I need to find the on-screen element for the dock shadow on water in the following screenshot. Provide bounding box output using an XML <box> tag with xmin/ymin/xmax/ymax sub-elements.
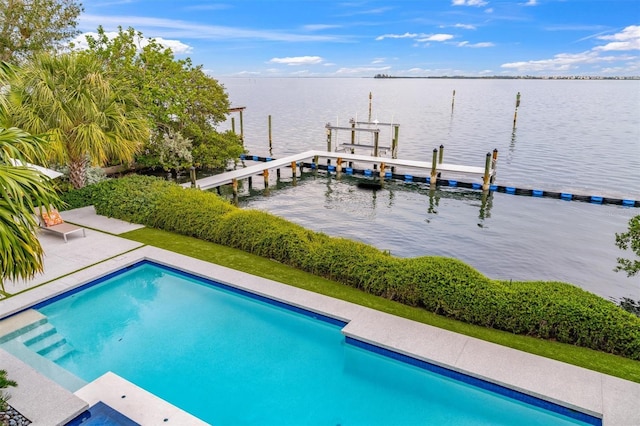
<box><xmin>232</xmin><ymin>171</ymin><xmax>639</xmax><ymax>304</ymax></box>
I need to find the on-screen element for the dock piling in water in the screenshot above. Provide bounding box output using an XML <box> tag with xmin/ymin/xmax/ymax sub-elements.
<box><xmin>451</xmin><ymin>89</ymin><xmax>456</xmax><ymax>112</ymax></box>
<box><xmin>430</xmin><ymin>148</ymin><xmax>438</xmax><ymax>185</ymax></box>
<box><xmin>483</xmin><ymin>152</ymin><xmax>492</xmax><ymax>190</ymax></box>
<box><xmin>325</xmin><ymin>124</ymin><xmax>332</xmax><ymax>164</ymax></box>
<box><xmin>491</xmin><ymin>149</ymin><xmax>499</xmax><ymax>183</ymax></box>
<box><xmin>439</xmin><ymin>145</ymin><xmax>444</xmax><ymax>164</ymax></box>
<box><xmin>268</xmin><ymin>115</ymin><xmax>273</xmax><ymax>153</ymax></box>
<box><xmin>513</xmin><ymin>92</ymin><xmax>521</xmax><ymax>128</ymax></box>
<box><xmin>392</xmin><ymin>125</ymin><xmax>399</xmax><ymax>160</ymax></box>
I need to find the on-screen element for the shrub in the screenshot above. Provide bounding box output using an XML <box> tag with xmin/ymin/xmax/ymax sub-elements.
<box><xmin>0</xmin><ymin>369</ymin><xmax>17</xmax><ymax>411</ymax></box>
<box><xmin>81</xmin><ymin>175</ymin><xmax>640</xmax><ymax>360</ymax></box>
<box><xmin>58</xmin><ymin>184</ymin><xmax>97</xmax><ymax>210</ymax></box>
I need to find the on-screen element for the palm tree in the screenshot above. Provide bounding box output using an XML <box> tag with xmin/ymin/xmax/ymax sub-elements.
<box><xmin>5</xmin><ymin>52</ymin><xmax>149</xmax><ymax>188</ymax></box>
<box><xmin>0</xmin><ymin>62</ymin><xmax>61</xmax><ymax>290</ymax></box>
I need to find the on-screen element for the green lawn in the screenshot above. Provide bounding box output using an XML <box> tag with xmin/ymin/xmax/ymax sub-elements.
<box><xmin>122</xmin><ymin>227</ymin><xmax>640</xmax><ymax>383</ymax></box>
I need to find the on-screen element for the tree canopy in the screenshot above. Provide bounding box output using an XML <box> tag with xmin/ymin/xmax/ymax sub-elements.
<box><xmin>0</xmin><ymin>0</ymin><xmax>83</xmax><ymax>63</ymax></box>
<box><xmin>80</xmin><ymin>26</ymin><xmax>243</xmax><ymax>171</ymax></box>
<box><xmin>4</xmin><ymin>52</ymin><xmax>150</xmax><ymax>188</ymax></box>
<box><xmin>616</xmin><ymin>215</ymin><xmax>640</xmax><ymax>277</ymax></box>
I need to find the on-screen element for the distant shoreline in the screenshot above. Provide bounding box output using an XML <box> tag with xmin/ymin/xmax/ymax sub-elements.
<box><xmin>373</xmin><ymin>74</ymin><xmax>640</xmax><ymax>80</ymax></box>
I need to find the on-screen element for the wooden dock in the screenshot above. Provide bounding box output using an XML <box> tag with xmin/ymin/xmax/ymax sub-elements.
<box><xmin>184</xmin><ymin>150</ymin><xmax>493</xmax><ymax>191</ymax></box>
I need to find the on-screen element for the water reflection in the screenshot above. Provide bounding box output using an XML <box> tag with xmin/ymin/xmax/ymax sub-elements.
<box><xmin>235</xmin><ymin>172</ymin><xmax>495</xmax><ymax>225</ymax></box>
<box><xmin>478</xmin><ymin>191</ymin><xmax>494</xmax><ymax>225</ymax></box>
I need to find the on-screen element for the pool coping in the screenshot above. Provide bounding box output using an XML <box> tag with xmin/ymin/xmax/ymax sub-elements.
<box><xmin>1</xmin><ymin>245</ymin><xmax>639</xmax><ymax>425</ymax></box>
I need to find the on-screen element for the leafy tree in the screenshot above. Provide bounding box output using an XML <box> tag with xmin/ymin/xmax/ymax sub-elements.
<box><xmin>136</xmin><ymin>129</ymin><xmax>193</xmax><ymax>172</ymax></box>
<box><xmin>80</xmin><ymin>26</ymin><xmax>243</xmax><ymax>172</ymax></box>
<box><xmin>0</xmin><ymin>61</ymin><xmax>61</xmax><ymax>289</ymax></box>
<box><xmin>4</xmin><ymin>52</ymin><xmax>149</xmax><ymax>188</ymax></box>
<box><xmin>615</xmin><ymin>215</ymin><xmax>640</xmax><ymax>277</ymax></box>
<box><xmin>0</xmin><ymin>0</ymin><xmax>83</xmax><ymax>63</ymax></box>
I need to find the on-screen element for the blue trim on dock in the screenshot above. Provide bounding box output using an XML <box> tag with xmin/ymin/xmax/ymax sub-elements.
<box><xmin>237</xmin><ymin>156</ymin><xmax>638</xmax><ymax>207</ymax></box>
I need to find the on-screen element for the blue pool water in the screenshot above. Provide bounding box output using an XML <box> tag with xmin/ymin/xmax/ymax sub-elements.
<box><xmin>11</xmin><ymin>262</ymin><xmax>598</xmax><ymax>425</ymax></box>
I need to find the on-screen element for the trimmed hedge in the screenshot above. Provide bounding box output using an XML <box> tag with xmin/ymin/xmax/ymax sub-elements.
<box><xmin>63</xmin><ymin>176</ymin><xmax>640</xmax><ymax>359</ymax></box>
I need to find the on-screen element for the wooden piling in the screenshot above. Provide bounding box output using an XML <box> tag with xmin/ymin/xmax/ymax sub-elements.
<box><xmin>482</xmin><ymin>152</ymin><xmax>492</xmax><ymax>190</ymax></box>
<box><xmin>373</xmin><ymin>131</ymin><xmax>380</xmax><ymax>157</ymax></box>
<box><xmin>438</xmin><ymin>145</ymin><xmax>444</xmax><ymax>164</ymax></box>
<box><xmin>392</xmin><ymin>125</ymin><xmax>399</xmax><ymax>159</ymax></box>
<box><xmin>451</xmin><ymin>89</ymin><xmax>456</xmax><ymax>112</ymax></box>
<box><xmin>513</xmin><ymin>92</ymin><xmax>521</xmax><ymax>128</ymax></box>
<box><xmin>379</xmin><ymin>162</ymin><xmax>385</xmax><ymax>178</ymax></box>
<box><xmin>232</xmin><ymin>178</ymin><xmax>238</xmax><ymax>196</ymax></box>
<box><xmin>368</xmin><ymin>92</ymin><xmax>372</xmax><ymax>122</ymax></box>
<box><xmin>189</xmin><ymin>166</ymin><xmax>196</xmax><ymax>188</ymax></box>
<box><xmin>291</xmin><ymin>161</ymin><xmax>297</xmax><ymax>177</ymax></box>
<box><xmin>337</xmin><ymin>157</ymin><xmax>343</xmax><ymax>173</ymax></box>
<box><xmin>229</xmin><ymin>106</ymin><xmax>246</xmax><ymax>145</ymax></box>
<box><xmin>263</xmin><ymin>168</ymin><xmax>269</xmax><ymax>187</ymax></box>
<box><xmin>326</xmin><ymin>125</ymin><xmax>332</xmax><ymax>164</ymax></box>
<box><xmin>430</xmin><ymin>148</ymin><xmax>438</xmax><ymax>183</ymax></box>
<box><xmin>350</xmin><ymin>119</ymin><xmax>356</xmax><ymax>154</ymax></box>
<box><xmin>491</xmin><ymin>149</ymin><xmax>499</xmax><ymax>183</ymax></box>
<box><xmin>268</xmin><ymin>115</ymin><xmax>273</xmax><ymax>152</ymax></box>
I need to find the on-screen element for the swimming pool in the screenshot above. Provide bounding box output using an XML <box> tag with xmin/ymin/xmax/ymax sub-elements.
<box><xmin>1</xmin><ymin>261</ymin><xmax>599</xmax><ymax>425</ymax></box>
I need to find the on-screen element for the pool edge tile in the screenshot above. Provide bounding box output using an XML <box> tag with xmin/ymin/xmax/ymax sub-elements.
<box><xmin>75</xmin><ymin>372</ymin><xmax>208</xmax><ymax>425</ymax></box>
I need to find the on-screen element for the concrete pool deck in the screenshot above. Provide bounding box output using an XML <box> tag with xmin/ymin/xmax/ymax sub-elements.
<box><xmin>0</xmin><ymin>207</ymin><xmax>639</xmax><ymax>425</ymax></box>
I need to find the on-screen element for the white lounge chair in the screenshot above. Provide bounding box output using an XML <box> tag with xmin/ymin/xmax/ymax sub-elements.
<box><xmin>36</xmin><ymin>208</ymin><xmax>86</xmax><ymax>242</ymax></box>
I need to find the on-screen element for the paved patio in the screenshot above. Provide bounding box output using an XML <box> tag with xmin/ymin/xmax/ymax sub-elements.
<box><xmin>3</xmin><ymin>206</ymin><xmax>144</xmax><ymax>295</ymax></box>
<box><xmin>0</xmin><ymin>207</ymin><xmax>639</xmax><ymax>425</ymax></box>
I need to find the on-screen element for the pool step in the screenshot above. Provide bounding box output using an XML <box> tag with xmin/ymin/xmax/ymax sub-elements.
<box><xmin>10</xmin><ymin>319</ymin><xmax>75</xmax><ymax>362</ymax></box>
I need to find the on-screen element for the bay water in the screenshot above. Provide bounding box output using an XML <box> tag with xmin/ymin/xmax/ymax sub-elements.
<box><xmin>216</xmin><ymin>77</ymin><xmax>640</xmax><ymax>302</ymax></box>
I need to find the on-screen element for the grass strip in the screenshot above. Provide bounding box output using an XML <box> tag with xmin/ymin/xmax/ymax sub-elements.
<box><xmin>122</xmin><ymin>227</ymin><xmax>640</xmax><ymax>383</ymax></box>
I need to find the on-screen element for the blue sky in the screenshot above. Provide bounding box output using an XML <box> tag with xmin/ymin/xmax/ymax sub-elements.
<box><xmin>76</xmin><ymin>0</ymin><xmax>640</xmax><ymax>77</ymax></box>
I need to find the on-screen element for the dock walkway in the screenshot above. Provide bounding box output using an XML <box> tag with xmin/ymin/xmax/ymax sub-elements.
<box><xmin>185</xmin><ymin>150</ymin><xmax>490</xmax><ymax>191</ymax></box>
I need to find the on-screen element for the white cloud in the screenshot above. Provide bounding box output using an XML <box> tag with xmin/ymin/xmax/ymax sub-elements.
<box><xmin>154</xmin><ymin>37</ymin><xmax>193</xmax><ymax>54</ymax></box>
<box><xmin>71</xmin><ymin>31</ymin><xmax>192</xmax><ymax>54</ymax></box>
<box><xmin>268</xmin><ymin>56</ymin><xmax>324</xmax><ymax>66</ymax></box>
<box><xmin>452</xmin><ymin>0</ymin><xmax>488</xmax><ymax>6</ymax></box>
<box><xmin>417</xmin><ymin>34</ymin><xmax>454</xmax><ymax>42</ymax></box>
<box><xmin>457</xmin><ymin>41</ymin><xmax>494</xmax><ymax>48</ymax></box>
<box><xmin>594</xmin><ymin>26</ymin><xmax>640</xmax><ymax>51</ymax></box>
<box><xmin>501</xmin><ymin>51</ymin><xmax>622</xmax><ymax>72</ymax></box>
<box><xmin>522</xmin><ymin>0</ymin><xmax>537</xmax><ymax>6</ymax></box>
<box><xmin>235</xmin><ymin>70</ymin><xmax>261</xmax><ymax>76</ymax></box>
<box><xmin>501</xmin><ymin>25</ymin><xmax>640</xmax><ymax>73</ymax></box>
<box><xmin>371</xmin><ymin>58</ymin><xmax>386</xmax><ymax>64</ymax></box>
<box><xmin>78</xmin><ymin>14</ymin><xmax>339</xmax><ymax>43</ymax></box>
<box><xmin>303</xmin><ymin>24</ymin><xmax>341</xmax><ymax>31</ymax></box>
<box><xmin>454</xmin><ymin>23</ymin><xmax>477</xmax><ymax>30</ymax></box>
<box><xmin>375</xmin><ymin>32</ymin><xmax>418</xmax><ymax>41</ymax></box>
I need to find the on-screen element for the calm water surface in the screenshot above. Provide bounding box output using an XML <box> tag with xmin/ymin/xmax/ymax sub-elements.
<box><xmin>216</xmin><ymin>78</ymin><xmax>640</xmax><ymax>301</ymax></box>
